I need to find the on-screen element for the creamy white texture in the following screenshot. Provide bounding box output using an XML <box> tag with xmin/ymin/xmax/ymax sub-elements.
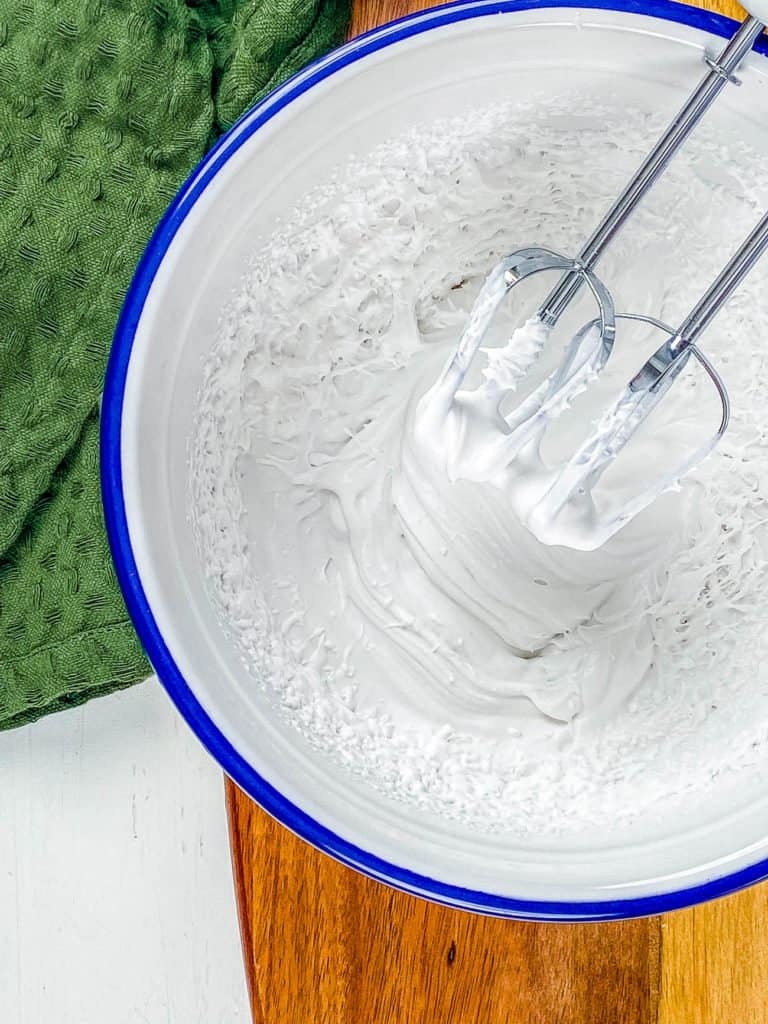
<box><xmin>191</xmin><ymin>98</ymin><xmax>768</xmax><ymax>834</ymax></box>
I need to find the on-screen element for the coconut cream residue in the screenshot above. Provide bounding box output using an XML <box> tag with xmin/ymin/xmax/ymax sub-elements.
<box><xmin>192</xmin><ymin>98</ymin><xmax>768</xmax><ymax>834</ymax></box>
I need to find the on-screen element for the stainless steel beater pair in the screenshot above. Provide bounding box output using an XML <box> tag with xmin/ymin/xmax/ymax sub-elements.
<box><xmin>449</xmin><ymin>9</ymin><xmax>768</xmax><ymax>549</ymax></box>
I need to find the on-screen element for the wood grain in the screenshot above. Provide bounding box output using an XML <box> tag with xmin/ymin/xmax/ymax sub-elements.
<box><xmin>660</xmin><ymin>887</ymin><xmax>768</xmax><ymax>1024</ymax></box>
<box><xmin>349</xmin><ymin>0</ymin><xmax>749</xmax><ymax>36</ymax></box>
<box><xmin>228</xmin><ymin>2</ymin><xmax>768</xmax><ymax>1022</ymax></box>
<box><xmin>227</xmin><ymin>783</ymin><xmax>661</xmax><ymax>1024</ymax></box>
<box><xmin>349</xmin><ymin>0</ymin><xmax>436</xmax><ymax>36</ymax></box>
<box><xmin>693</xmin><ymin>0</ymin><xmax>748</xmax><ymax>18</ymax></box>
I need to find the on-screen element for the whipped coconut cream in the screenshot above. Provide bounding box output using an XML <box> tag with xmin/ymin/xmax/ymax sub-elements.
<box><xmin>191</xmin><ymin>97</ymin><xmax>768</xmax><ymax>835</ymax></box>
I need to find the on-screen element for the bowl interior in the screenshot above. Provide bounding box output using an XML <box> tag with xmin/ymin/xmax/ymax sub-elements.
<box><xmin>114</xmin><ymin>3</ymin><xmax>768</xmax><ymax>914</ymax></box>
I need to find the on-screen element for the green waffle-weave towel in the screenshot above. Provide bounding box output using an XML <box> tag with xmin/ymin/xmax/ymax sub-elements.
<box><xmin>0</xmin><ymin>0</ymin><xmax>350</xmax><ymax>730</ymax></box>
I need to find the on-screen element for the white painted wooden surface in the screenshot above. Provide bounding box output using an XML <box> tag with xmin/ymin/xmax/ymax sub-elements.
<box><xmin>0</xmin><ymin>678</ymin><xmax>249</xmax><ymax>1023</ymax></box>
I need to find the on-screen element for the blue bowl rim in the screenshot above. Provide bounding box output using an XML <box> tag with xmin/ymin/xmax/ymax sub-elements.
<box><xmin>101</xmin><ymin>0</ymin><xmax>768</xmax><ymax>921</ymax></box>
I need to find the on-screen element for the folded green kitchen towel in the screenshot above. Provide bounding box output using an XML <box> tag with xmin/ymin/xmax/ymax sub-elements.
<box><xmin>0</xmin><ymin>0</ymin><xmax>351</xmax><ymax>730</ymax></box>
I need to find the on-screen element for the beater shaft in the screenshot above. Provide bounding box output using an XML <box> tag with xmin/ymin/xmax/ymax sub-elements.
<box><xmin>674</xmin><ymin>208</ymin><xmax>768</xmax><ymax>349</ymax></box>
<box><xmin>628</xmin><ymin>207</ymin><xmax>768</xmax><ymax>397</ymax></box>
<box><xmin>539</xmin><ymin>14</ymin><xmax>765</xmax><ymax>327</ymax></box>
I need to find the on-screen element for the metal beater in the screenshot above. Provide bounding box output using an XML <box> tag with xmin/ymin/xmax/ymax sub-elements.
<box><xmin>445</xmin><ymin>8</ymin><xmax>768</xmax><ymax>550</ymax></box>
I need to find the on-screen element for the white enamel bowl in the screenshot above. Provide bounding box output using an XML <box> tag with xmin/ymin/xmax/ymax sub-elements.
<box><xmin>102</xmin><ymin>0</ymin><xmax>768</xmax><ymax>920</ymax></box>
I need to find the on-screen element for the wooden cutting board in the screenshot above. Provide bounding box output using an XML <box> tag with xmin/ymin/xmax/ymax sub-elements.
<box><xmin>228</xmin><ymin>2</ymin><xmax>768</xmax><ymax>1021</ymax></box>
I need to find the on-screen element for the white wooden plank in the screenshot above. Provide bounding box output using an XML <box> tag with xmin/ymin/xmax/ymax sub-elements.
<box><xmin>0</xmin><ymin>679</ymin><xmax>249</xmax><ymax>1023</ymax></box>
